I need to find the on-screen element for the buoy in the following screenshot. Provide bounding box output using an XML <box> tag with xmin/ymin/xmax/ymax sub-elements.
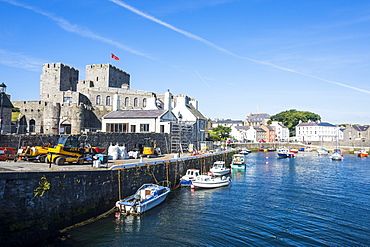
<box><xmin>190</xmin><ymin>184</ymin><xmax>195</xmax><ymax>190</ymax></box>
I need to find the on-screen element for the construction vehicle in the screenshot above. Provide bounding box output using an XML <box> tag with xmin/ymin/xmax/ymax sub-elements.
<box><xmin>0</xmin><ymin>147</ymin><xmax>17</xmax><ymax>161</ymax></box>
<box><xmin>141</xmin><ymin>138</ymin><xmax>160</xmax><ymax>158</ymax></box>
<box><xmin>47</xmin><ymin>135</ymin><xmax>100</xmax><ymax>165</ymax></box>
<box><xmin>17</xmin><ymin>144</ymin><xmax>51</xmax><ymax>163</ymax></box>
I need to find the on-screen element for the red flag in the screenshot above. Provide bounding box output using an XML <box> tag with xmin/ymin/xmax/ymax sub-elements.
<box><xmin>111</xmin><ymin>53</ymin><xmax>120</xmax><ymax>60</ymax></box>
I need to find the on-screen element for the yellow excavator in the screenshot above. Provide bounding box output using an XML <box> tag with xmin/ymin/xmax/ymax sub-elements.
<box><xmin>17</xmin><ymin>144</ymin><xmax>51</xmax><ymax>163</ymax></box>
<box><xmin>47</xmin><ymin>135</ymin><xmax>97</xmax><ymax>165</ymax></box>
<box><xmin>141</xmin><ymin>138</ymin><xmax>158</xmax><ymax>158</ymax></box>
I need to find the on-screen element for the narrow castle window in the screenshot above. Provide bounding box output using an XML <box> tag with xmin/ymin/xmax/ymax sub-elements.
<box><xmin>124</xmin><ymin>97</ymin><xmax>129</xmax><ymax>106</ymax></box>
<box><xmin>143</xmin><ymin>98</ymin><xmax>147</xmax><ymax>108</ymax></box>
<box><xmin>96</xmin><ymin>95</ymin><xmax>101</xmax><ymax>105</ymax></box>
<box><xmin>106</xmin><ymin>96</ymin><xmax>111</xmax><ymax>105</ymax></box>
<box><xmin>134</xmin><ymin>98</ymin><xmax>138</xmax><ymax>107</ymax></box>
<box><xmin>96</xmin><ymin>77</ymin><xmax>99</xmax><ymax>81</ymax></box>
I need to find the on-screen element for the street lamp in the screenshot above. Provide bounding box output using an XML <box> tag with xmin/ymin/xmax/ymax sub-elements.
<box><xmin>0</xmin><ymin>82</ymin><xmax>7</xmax><ymax>134</ymax></box>
<box><xmin>178</xmin><ymin>112</ymin><xmax>183</xmax><ymax>154</ymax></box>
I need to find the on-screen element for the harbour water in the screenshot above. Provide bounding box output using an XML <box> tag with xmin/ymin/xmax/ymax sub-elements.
<box><xmin>52</xmin><ymin>151</ymin><xmax>370</xmax><ymax>246</ymax></box>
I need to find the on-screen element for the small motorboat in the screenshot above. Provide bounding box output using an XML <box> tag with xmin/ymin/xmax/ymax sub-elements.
<box><xmin>331</xmin><ymin>152</ymin><xmax>343</xmax><ymax>161</ymax></box>
<box><xmin>191</xmin><ymin>174</ymin><xmax>231</xmax><ymax>189</ymax></box>
<box><xmin>357</xmin><ymin>149</ymin><xmax>368</xmax><ymax>158</ymax></box>
<box><xmin>289</xmin><ymin>149</ymin><xmax>298</xmax><ymax>153</ymax></box>
<box><xmin>210</xmin><ymin>161</ymin><xmax>230</xmax><ymax>176</ymax></box>
<box><xmin>277</xmin><ymin>148</ymin><xmax>294</xmax><ymax>158</ymax></box>
<box><xmin>239</xmin><ymin>147</ymin><xmax>251</xmax><ymax>155</ymax></box>
<box><xmin>230</xmin><ymin>154</ymin><xmax>246</xmax><ymax>169</ymax></box>
<box><xmin>180</xmin><ymin>169</ymin><xmax>200</xmax><ymax>186</ymax></box>
<box><xmin>115</xmin><ymin>184</ymin><xmax>170</xmax><ymax>215</ymax></box>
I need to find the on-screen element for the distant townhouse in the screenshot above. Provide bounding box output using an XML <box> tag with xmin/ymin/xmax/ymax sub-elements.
<box><xmin>261</xmin><ymin>125</ymin><xmax>276</xmax><ymax>142</ymax></box>
<box><xmin>230</xmin><ymin>126</ymin><xmax>256</xmax><ymax>142</ymax></box>
<box><xmin>245</xmin><ymin>113</ymin><xmax>270</xmax><ymax>126</ymax></box>
<box><xmin>210</xmin><ymin>119</ymin><xmax>244</xmax><ymax>128</ymax></box>
<box><xmin>270</xmin><ymin>121</ymin><xmax>290</xmax><ymax>141</ymax></box>
<box><xmin>253</xmin><ymin>126</ymin><xmax>267</xmax><ymax>142</ymax></box>
<box><xmin>295</xmin><ymin>120</ymin><xmax>340</xmax><ymax>142</ymax></box>
<box><xmin>342</xmin><ymin>125</ymin><xmax>370</xmax><ymax>142</ymax></box>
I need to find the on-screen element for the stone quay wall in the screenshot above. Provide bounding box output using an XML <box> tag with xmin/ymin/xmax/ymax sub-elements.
<box><xmin>1</xmin><ymin>132</ymin><xmax>172</xmax><ymax>154</ymax></box>
<box><xmin>0</xmin><ymin>151</ymin><xmax>235</xmax><ymax>246</ymax></box>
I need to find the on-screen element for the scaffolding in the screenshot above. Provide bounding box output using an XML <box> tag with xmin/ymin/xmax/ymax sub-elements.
<box><xmin>170</xmin><ymin>122</ymin><xmax>195</xmax><ymax>154</ymax></box>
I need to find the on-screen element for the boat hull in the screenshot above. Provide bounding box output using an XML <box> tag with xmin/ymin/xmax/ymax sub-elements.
<box><xmin>192</xmin><ymin>179</ymin><xmax>231</xmax><ymax>188</ymax></box>
<box><xmin>116</xmin><ymin>184</ymin><xmax>170</xmax><ymax>215</ymax></box>
<box><xmin>231</xmin><ymin>164</ymin><xmax>246</xmax><ymax>169</ymax></box>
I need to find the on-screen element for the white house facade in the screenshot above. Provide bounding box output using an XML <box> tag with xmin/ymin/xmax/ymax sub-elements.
<box><xmin>270</xmin><ymin>121</ymin><xmax>289</xmax><ymax>141</ymax></box>
<box><xmin>295</xmin><ymin>121</ymin><xmax>340</xmax><ymax>142</ymax></box>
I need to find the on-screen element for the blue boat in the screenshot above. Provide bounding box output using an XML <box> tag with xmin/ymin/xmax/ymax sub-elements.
<box><xmin>230</xmin><ymin>154</ymin><xmax>247</xmax><ymax>169</ymax></box>
<box><xmin>115</xmin><ymin>184</ymin><xmax>170</xmax><ymax>215</ymax></box>
<box><xmin>180</xmin><ymin>169</ymin><xmax>200</xmax><ymax>186</ymax></box>
<box><xmin>277</xmin><ymin>148</ymin><xmax>295</xmax><ymax>158</ymax></box>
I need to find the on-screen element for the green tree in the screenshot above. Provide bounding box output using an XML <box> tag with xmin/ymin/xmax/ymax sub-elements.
<box><xmin>270</xmin><ymin>109</ymin><xmax>321</xmax><ymax>136</ymax></box>
<box><xmin>208</xmin><ymin>125</ymin><xmax>232</xmax><ymax>141</ymax></box>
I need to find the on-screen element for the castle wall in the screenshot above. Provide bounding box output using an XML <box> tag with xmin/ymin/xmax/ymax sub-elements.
<box><xmin>40</xmin><ymin>63</ymin><xmax>79</xmax><ymax>101</ymax></box>
<box><xmin>84</xmin><ymin>64</ymin><xmax>130</xmax><ymax>89</ymax></box>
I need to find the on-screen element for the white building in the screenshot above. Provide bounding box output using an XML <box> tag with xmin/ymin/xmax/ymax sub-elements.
<box><xmin>295</xmin><ymin>120</ymin><xmax>341</xmax><ymax>142</ymax></box>
<box><xmin>270</xmin><ymin>121</ymin><xmax>289</xmax><ymax>141</ymax></box>
<box><xmin>102</xmin><ymin>91</ymin><xmax>177</xmax><ymax>133</ymax></box>
<box><xmin>230</xmin><ymin>126</ymin><xmax>257</xmax><ymax>142</ymax></box>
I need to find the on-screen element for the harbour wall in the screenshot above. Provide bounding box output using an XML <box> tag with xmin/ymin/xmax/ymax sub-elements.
<box><xmin>0</xmin><ymin>151</ymin><xmax>234</xmax><ymax>246</ymax></box>
<box><xmin>1</xmin><ymin>132</ymin><xmax>171</xmax><ymax>154</ymax></box>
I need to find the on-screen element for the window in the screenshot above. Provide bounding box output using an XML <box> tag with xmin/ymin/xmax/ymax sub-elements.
<box><xmin>134</xmin><ymin>98</ymin><xmax>138</xmax><ymax>107</ymax></box>
<box><xmin>125</xmin><ymin>97</ymin><xmax>129</xmax><ymax>106</ymax></box>
<box><xmin>106</xmin><ymin>96</ymin><xmax>111</xmax><ymax>106</ymax></box>
<box><xmin>160</xmin><ymin>125</ymin><xmax>165</xmax><ymax>133</ymax></box>
<box><xmin>106</xmin><ymin>123</ymin><xmax>128</xmax><ymax>133</ymax></box>
<box><xmin>130</xmin><ymin>125</ymin><xmax>136</xmax><ymax>133</ymax></box>
<box><xmin>96</xmin><ymin>95</ymin><xmax>101</xmax><ymax>105</ymax></box>
<box><xmin>143</xmin><ymin>98</ymin><xmax>147</xmax><ymax>108</ymax></box>
<box><xmin>63</xmin><ymin>97</ymin><xmax>72</xmax><ymax>103</ymax></box>
<box><xmin>140</xmin><ymin>124</ymin><xmax>149</xmax><ymax>132</ymax></box>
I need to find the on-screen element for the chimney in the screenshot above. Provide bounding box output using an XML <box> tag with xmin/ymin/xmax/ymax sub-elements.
<box><xmin>145</xmin><ymin>96</ymin><xmax>158</xmax><ymax>110</ymax></box>
<box><xmin>113</xmin><ymin>93</ymin><xmax>120</xmax><ymax>111</ymax></box>
<box><xmin>164</xmin><ymin>90</ymin><xmax>172</xmax><ymax>111</ymax></box>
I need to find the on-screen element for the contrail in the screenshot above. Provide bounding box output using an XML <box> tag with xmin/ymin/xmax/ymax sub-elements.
<box><xmin>194</xmin><ymin>69</ymin><xmax>215</xmax><ymax>94</ymax></box>
<box><xmin>1</xmin><ymin>0</ymin><xmax>155</xmax><ymax>60</ymax></box>
<box><xmin>108</xmin><ymin>0</ymin><xmax>370</xmax><ymax>94</ymax></box>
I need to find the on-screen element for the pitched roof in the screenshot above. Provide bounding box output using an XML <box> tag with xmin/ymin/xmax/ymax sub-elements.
<box><xmin>235</xmin><ymin>126</ymin><xmax>251</xmax><ymax>131</ymax></box>
<box><xmin>186</xmin><ymin>104</ymin><xmax>206</xmax><ymax>120</ymax></box>
<box><xmin>103</xmin><ymin>110</ymin><xmax>166</xmax><ymax>119</ymax></box>
<box><xmin>353</xmin><ymin>126</ymin><xmax>369</xmax><ymax>131</ymax></box>
<box><xmin>296</xmin><ymin>121</ymin><xmax>336</xmax><ymax>127</ymax></box>
<box><xmin>247</xmin><ymin>113</ymin><xmax>270</xmax><ymax>122</ymax></box>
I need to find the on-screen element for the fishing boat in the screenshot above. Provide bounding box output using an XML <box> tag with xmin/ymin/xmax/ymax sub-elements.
<box><xmin>239</xmin><ymin>147</ymin><xmax>251</xmax><ymax>155</ymax></box>
<box><xmin>210</xmin><ymin>161</ymin><xmax>230</xmax><ymax>176</ymax></box>
<box><xmin>115</xmin><ymin>184</ymin><xmax>170</xmax><ymax>215</ymax></box>
<box><xmin>331</xmin><ymin>126</ymin><xmax>343</xmax><ymax>161</ymax></box>
<box><xmin>277</xmin><ymin>148</ymin><xmax>295</xmax><ymax>158</ymax></box>
<box><xmin>180</xmin><ymin>169</ymin><xmax>200</xmax><ymax>186</ymax></box>
<box><xmin>230</xmin><ymin>154</ymin><xmax>246</xmax><ymax>169</ymax></box>
<box><xmin>331</xmin><ymin>152</ymin><xmax>343</xmax><ymax>161</ymax></box>
<box><xmin>191</xmin><ymin>174</ymin><xmax>231</xmax><ymax>189</ymax></box>
<box><xmin>357</xmin><ymin>149</ymin><xmax>368</xmax><ymax>158</ymax></box>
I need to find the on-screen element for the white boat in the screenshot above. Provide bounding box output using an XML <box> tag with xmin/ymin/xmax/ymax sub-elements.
<box><xmin>230</xmin><ymin>154</ymin><xmax>246</xmax><ymax>169</ymax></box>
<box><xmin>277</xmin><ymin>148</ymin><xmax>294</xmax><ymax>158</ymax></box>
<box><xmin>210</xmin><ymin>161</ymin><xmax>230</xmax><ymax>176</ymax></box>
<box><xmin>115</xmin><ymin>184</ymin><xmax>170</xmax><ymax>215</ymax></box>
<box><xmin>331</xmin><ymin>152</ymin><xmax>343</xmax><ymax>161</ymax></box>
<box><xmin>180</xmin><ymin>169</ymin><xmax>200</xmax><ymax>186</ymax></box>
<box><xmin>191</xmin><ymin>174</ymin><xmax>231</xmax><ymax>188</ymax></box>
<box><xmin>239</xmin><ymin>147</ymin><xmax>251</xmax><ymax>155</ymax></box>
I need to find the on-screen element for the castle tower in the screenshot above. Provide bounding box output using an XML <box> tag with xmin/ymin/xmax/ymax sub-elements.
<box><xmin>40</xmin><ymin>63</ymin><xmax>79</xmax><ymax>101</ymax></box>
<box><xmin>85</xmin><ymin>64</ymin><xmax>130</xmax><ymax>89</ymax></box>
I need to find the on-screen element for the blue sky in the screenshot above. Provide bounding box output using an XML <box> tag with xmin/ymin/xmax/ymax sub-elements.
<box><xmin>1</xmin><ymin>0</ymin><xmax>370</xmax><ymax>125</ymax></box>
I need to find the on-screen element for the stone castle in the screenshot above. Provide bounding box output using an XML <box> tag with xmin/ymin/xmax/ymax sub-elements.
<box><xmin>12</xmin><ymin>63</ymin><xmax>165</xmax><ymax>134</ymax></box>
